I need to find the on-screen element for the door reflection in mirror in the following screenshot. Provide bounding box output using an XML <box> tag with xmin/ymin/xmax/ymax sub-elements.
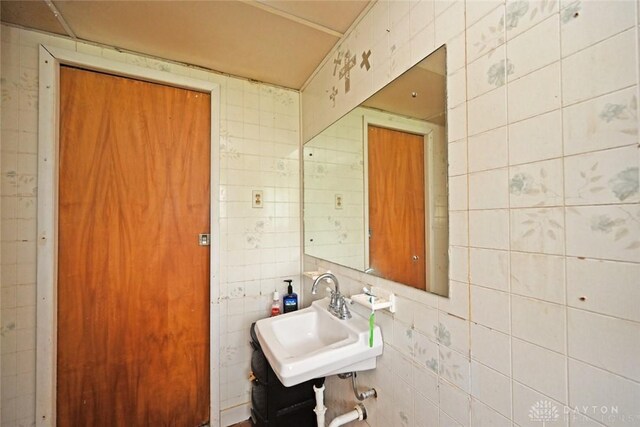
<box><xmin>303</xmin><ymin>45</ymin><xmax>449</xmax><ymax>297</ymax></box>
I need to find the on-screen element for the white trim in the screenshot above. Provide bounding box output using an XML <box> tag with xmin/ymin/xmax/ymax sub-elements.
<box><xmin>425</xmin><ymin>133</ymin><xmax>435</xmax><ymax>289</ymax></box>
<box><xmin>36</xmin><ymin>45</ymin><xmax>58</xmax><ymax>427</ymax></box>
<box><xmin>220</xmin><ymin>403</ymin><xmax>251</xmax><ymax>426</ymax></box>
<box><xmin>239</xmin><ymin>0</ymin><xmax>343</xmax><ymax>38</ymax></box>
<box><xmin>43</xmin><ymin>0</ymin><xmax>77</xmax><ymax>39</ymax></box>
<box><xmin>36</xmin><ymin>45</ymin><xmax>222</xmax><ymax>427</ymax></box>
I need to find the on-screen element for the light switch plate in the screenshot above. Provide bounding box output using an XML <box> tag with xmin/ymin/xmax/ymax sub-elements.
<box><xmin>252</xmin><ymin>190</ymin><xmax>263</xmax><ymax>208</ymax></box>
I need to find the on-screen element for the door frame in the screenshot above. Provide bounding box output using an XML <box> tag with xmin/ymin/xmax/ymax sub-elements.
<box><xmin>35</xmin><ymin>45</ymin><xmax>222</xmax><ymax>427</ymax></box>
<box><xmin>362</xmin><ymin>115</ymin><xmax>433</xmax><ymax>280</ymax></box>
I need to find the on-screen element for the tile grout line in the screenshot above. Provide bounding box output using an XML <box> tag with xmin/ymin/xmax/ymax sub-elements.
<box><xmin>558</xmin><ymin>1</ymin><xmax>572</xmax><ymax>411</ymax></box>
<box><xmin>500</xmin><ymin>0</ymin><xmax>516</xmax><ymax>422</ymax></box>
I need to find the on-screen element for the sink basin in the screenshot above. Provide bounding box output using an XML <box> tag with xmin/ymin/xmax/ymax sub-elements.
<box><xmin>255</xmin><ymin>298</ymin><xmax>383</xmax><ymax>387</ymax></box>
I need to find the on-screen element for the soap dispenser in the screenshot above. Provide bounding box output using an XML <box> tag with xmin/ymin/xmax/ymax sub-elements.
<box><xmin>282</xmin><ymin>279</ymin><xmax>298</xmax><ymax>313</ymax></box>
<box><xmin>271</xmin><ymin>291</ymin><xmax>281</xmax><ymax>316</ymax></box>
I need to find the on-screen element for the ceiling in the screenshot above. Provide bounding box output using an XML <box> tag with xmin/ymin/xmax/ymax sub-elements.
<box><xmin>362</xmin><ymin>46</ymin><xmax>446</xmax><ymax>125</ymax></box>
<box><xmin>1</xmin><ymin>0</ymin><xmax>371</xmax><ymax>89</ymax></box>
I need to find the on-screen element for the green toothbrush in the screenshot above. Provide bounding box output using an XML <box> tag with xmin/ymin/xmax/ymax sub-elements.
<box><xmin>368</xmin><ymin>296</ymin><xmax>375</xmax><ymax>348</ymax></box>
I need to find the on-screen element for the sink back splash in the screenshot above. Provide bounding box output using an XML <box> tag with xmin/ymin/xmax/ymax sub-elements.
<box><xmin>301</xmin><ymin>1</ymin><xmax>640</xmax><ymax>426</ymax></box>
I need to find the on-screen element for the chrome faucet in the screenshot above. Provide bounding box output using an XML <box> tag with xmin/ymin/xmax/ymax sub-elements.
<box><xmin>311</xmin><ymin>272</ymin><xmax>340</xmax><ymax>294</ymax></box>
<box><xmin>311</xmin><ymin>272</ymin><xmax>351</xmax><ymax>320</ymax></box>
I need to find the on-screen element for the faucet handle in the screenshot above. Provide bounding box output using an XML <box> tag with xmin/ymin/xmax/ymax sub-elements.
<box><xmin>338</xmin><ymin>295</ymin><xmax>352</xmax><ymax>319</ymax></box>
<box><xmin>328</xmin><ymin>290</ymin><xmax>339</xmax><ymax>313</ymax></box>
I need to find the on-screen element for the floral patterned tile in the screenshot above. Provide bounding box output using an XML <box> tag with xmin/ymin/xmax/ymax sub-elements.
<box><xmin>438</xmin><ymin>313</ymin><xmax>470</xmax><ymax>354</ymax></box>
<box><xmin>393</xmin><ymin>318</ymin><xmax>415</xmax><ymax>358</ymax></box>
<box><xmin>510</xmin><ymin>207</ymin><xmax>565</xmax><ymax>255</ymax></box>
<box><xmin>505</xmin><ymin>0</ymin><xmax>559</xmax><ymax>40</ymax></box>
<box><xmin>414</xmin><ymin>301</ymin><xmax>439</xmax><ymax>339</ymax></box>
<box><xmin>467</xmin><ymin>45</ymin><xmax>509</xmax><ymax>100</ymax></box>
<box><xmin>566</xmin><ymin>204</ymin><xmax>640</xmax><ymax>262</ymax></box>
<box><xmin>466</xmin><ymin>5</ymin><xmax>505</xmax><ymax>63</ymax></box>
<box><xmin>507</xmin><ymin>14</ymin><xmax>560</xmax><ymax>82</ymax></box>
<box><xmin>412</xmin><ymin>360</ymin><xmax>439</xmax><ymax>403</ymax></box>
<box><xmin>563</xmin><ymin>86</ymin><xmax>637</xmax><ymax>156</ymax></box>
<box><xmin>15</xmin><ymin>174</ymin><xmax>36</xmax><ymax>198</ymax></box>
<box><xmin>413</xmin><ymin>329</ymin><xmax>440</xmax><ymax>373</ymax></box>
<box><xmin>439</xmin><ymin>346</ymin><xmax>471</xmax><ymax>393</ymax></box>
<box><xmin>509</xmin><ymin>158</ymin><xmax>564</xmax><ymax>208</ymax></box>
<box><xmin>565</xmin><ymin>145</ymin><xmax>639</xmax><ymax>206</ymax></box>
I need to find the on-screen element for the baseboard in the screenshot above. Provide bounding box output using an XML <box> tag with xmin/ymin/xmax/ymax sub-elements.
<box><xmin>220</xmin><ymin>402</ymin><xmax>251</xmax><ymax>426</ymax></box>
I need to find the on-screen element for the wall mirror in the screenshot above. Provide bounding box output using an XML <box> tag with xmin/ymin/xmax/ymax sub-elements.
<box><xmin>303</xmin><ymin>45</ymin><xmax>449</xmax><ymax>297</ymax></box>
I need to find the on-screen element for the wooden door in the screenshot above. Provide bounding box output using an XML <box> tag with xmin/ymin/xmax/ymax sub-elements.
<box><xmin>57</xmin><ymin>66</ymin><xmax>211</xmax><ymax>426</ymax></box>
<box><xmin>368</xmin><ymin>125</ymin><xmax>426</xmax><ymax>290</ymax></box>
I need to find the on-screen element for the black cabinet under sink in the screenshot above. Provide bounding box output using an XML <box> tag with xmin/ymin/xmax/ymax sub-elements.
<box><xmin>250</xmin><ymin>322</ymin><xmax>323</xmax><ymax>427</ymax></box>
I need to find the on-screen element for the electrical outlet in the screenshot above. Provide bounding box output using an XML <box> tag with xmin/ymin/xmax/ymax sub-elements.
<box><xmin>335</xmin><ymin>194</ymin><xmax>343</xmax><ymax>209</ymax></box>
<box><xmin>252</xmin><ymin>190</ymin><xmax>263</xmax><ymax>208</ymax></box>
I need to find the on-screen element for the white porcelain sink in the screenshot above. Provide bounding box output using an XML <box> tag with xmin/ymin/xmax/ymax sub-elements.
<box><xmin>255</xmin><ymin>298</ymin><xmax>383</xmax><ymax>387</ymax></box>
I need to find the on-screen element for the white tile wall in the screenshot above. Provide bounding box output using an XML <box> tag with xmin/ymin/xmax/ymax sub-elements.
<box><xmin>301</xmin><ymin>0</ymin><xmax>640</xmax><ymax>426</ymax></box>
<box><xmin>469</xmin><ymin>209</ymin><xmax>509</xmax><ymax>249</ymax></box>
<box><xmin>1</xmin><ymin>24</ymin><xmax>301</xmax><ymax>426</ymax></box>
<box><xmin>469</xmin><ymin>248</ymin><xmax>509</xmax><ymax>291</ymax></box>
<box><xmin>512</xmin><ymin>338</ymin><xmax>567</xmax><ymax>403</ymax></box>
<box><xmin>568</xmin><ymin>358</ymin><xmax>640</xmax><ymax>427</ymax></box>
<box><xmin>561</xmin><ymin>29</ymin><xmax>636</xmax><ymax>106</ymax></box>
<box><xmin>467</xmin><ymin>126</ymin><xmax>508</xmax><ymax>173</ymax></box>
<box><xmin>509</xmin><ymin>110</ymin><xmax>563</xmax><ymax>165</ymax></box>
